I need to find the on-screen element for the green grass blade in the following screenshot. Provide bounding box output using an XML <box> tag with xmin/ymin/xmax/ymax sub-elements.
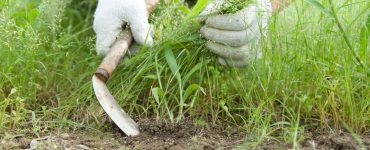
<box><xmin>186</xmin><ymin>0</ymin><xmax>209</xmax><ymax>19</ymax></box>
<box><xmin>304</xmin><ymin>0</ymin><xmax>335</xmax><ymax>19</ymax></box>
<box><xmin>164</xmin><ymin>48</ymin><xmax>182</xmax><ymax>83</ymax></box>
<box><xmin>328</xmin><ymin>0</ymin><xmax>363</xmax><ymax>66</ymax></box>
<box><xmin>359</xmin><ymin>13</ymin><xmax>369</xmax><ymax>61</ymax></box>
<box><xmin>152</xmin><ymin>87</ymin><xmax>164</xmax><ymax>105</ymax></box>
<box><xmin>183</xmin><ymin>84</ymin><xmax>200</xmax><ymax>101</ymax></box>
<box><xmin>183</xmin><ymin>62</ymin><xmax>202</xmax><ymax>85</ymax></box>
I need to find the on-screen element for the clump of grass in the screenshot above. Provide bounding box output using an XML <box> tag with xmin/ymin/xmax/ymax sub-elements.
<box><xmin>220</xmin><ymin>0</ymin><xmax>252</xmax><ymax>14</ymax></box>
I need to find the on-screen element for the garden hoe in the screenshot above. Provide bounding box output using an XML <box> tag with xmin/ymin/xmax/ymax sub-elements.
<box><xmin>92</xmin><ymin>0</ymin><xmax>158</xmax><ymax>136</ymax></box>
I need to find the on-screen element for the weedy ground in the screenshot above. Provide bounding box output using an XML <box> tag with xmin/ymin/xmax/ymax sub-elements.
<box><xmin>0</xmin><ymin>0</ymin><xmax>369</xmax><ymax>149</ymax></box>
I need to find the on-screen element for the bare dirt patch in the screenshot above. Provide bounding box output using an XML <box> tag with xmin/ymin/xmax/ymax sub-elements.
<box><xmin>1</xmin><ymin>118</ymin><xmax>369</xmax><ymax>149</ymax></box>
<box><xmin>112</xmin><ymin>118</ymin><xmax>370</xmax><ymax>150</ymax></box>
<box><xmin>114</xmin><ymin>118</ymin><xmax>244</xmax><ymax>149</ymax></box>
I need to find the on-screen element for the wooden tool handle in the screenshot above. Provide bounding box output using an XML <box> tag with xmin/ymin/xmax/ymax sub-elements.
<box><xmin>95</xmin><ymin>0</ymin><xmax>159</xmax><ymax>82</ymax></box>
<box><xmin>95</xmin><ymin>30</ymin><xmax>133</xmax><ymax>82</ymax></box>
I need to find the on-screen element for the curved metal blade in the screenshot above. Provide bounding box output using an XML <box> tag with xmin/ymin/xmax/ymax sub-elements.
<box><xmin>92</xmin><ymin>75</ymin><xmax>139</xmax><ymax>136</ymax></box>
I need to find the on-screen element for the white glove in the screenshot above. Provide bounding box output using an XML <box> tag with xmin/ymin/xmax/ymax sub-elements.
<box><xmin>200</xmin><ymin>0</ymin><xmax>272</xmax><ymax>67</ymax></box>
<box><xmin>93</xmin><ymin>0</ymin><xmax>153</xmax><ymax>55</ymax></box>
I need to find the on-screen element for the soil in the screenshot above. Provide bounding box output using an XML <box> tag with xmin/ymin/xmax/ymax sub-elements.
<box><xmin>1</xmin><ymin>118</ymin><xmax>369</xmax><ymax>150</ymax></box>
<box><xmin>114</xmin><ymin>118</ymin><xmax>244</xmax><ymax>150</ymax></box>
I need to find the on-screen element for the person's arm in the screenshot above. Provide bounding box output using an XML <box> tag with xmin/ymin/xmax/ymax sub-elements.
<box><xmin>271</xmin><ymin>0</ymin><xmax>292</xmax><ymax>12</ymax></box>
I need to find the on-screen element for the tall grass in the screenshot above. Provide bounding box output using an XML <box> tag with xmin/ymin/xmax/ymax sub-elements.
<box><xmin>0</xmin><ymin>0</ymin><xmax>369</xmax><ymax>147</ymax></box>
<box><xmin>0</xmin><ymin>0</ymin><xmax>97</xmax><ymax>134</ymax></box>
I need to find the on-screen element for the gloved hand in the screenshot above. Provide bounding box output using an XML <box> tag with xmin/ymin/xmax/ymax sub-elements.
<box><xmin>93</xmin><ymin>0</ymin><xmax>153</xmax><ymax>55</ymax></box>
<box><xmin>200</xmin><ymin>0</ymin><xmax>272</xmax><ymax>67</ymax></box>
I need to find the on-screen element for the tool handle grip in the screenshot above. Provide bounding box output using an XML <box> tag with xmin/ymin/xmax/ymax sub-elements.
<box><xmin>95</xmin><ymin>30</ymin><xmax>133</xmax><ymax>82</ymax></box>
<box><xmin>95</xmin><ymin>0</ymin><xmax>159</xmax><ymax>82</ymax></box>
